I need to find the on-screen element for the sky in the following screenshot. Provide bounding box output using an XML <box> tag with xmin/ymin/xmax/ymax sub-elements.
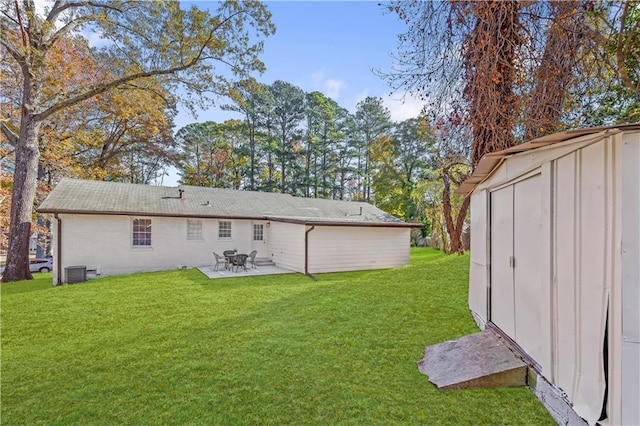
<box><xmin>163</xmin><ymin>1</ymin><xmax>424</xmax><ymax>185</ymax></box>
<box><xmin>33</xmin><ymin>0</ymin><xmax>425</xmax><ymax>185</ymax></box>
<box><xmin>176</xmin><ymin>1</ymin><xmax>424</xmax><ymax>128</ymax></box>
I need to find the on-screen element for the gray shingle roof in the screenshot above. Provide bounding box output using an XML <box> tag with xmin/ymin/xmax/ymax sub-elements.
<box><xmin>38</xmin><ymin>179</ymin><xmax>417</xmax><ymax>227</ymax></box>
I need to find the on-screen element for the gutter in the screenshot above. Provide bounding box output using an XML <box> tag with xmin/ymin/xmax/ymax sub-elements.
<box><xmin>304</xmin><ymin>225</ymin><xmax>317</xmax><ymax>281</ymax></box>
<box><xmin>54</xmin><ymin>214</ymin><xmax>62</xmax><ymax>286</ymax></box>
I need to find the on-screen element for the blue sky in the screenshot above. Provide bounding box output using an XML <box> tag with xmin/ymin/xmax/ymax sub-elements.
<box><xmin>34</xmin><ymin>0</ymin><xmax>424</xmax><ymax>185</ymax></box>
<box><xmin>176</xmin><ymin>1</ymin><xmax>424</xmax><ymax>128</ymax></box>
<box><xmin>164</xmin><ymin>1</ymin><xmax>425</xmax><ymax>185</ymax></box>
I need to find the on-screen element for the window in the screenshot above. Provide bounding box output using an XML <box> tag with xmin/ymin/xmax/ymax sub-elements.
<box><xmin>218</xmin><ymin>221</ymin><xmax>232</xmax><ymax>239</ymax></box>
<box><xmin>132</xmin><ymin>218</ymin><xmax>152</xmax><ymax>246</ymax></box>
<box><xmin>187</xmin><ymin>219</ymin><xmax>203</xmax><ymax>240</ymax></box>
<box><xmin>253</xmin><ymin>224</ymin><xmax>264</xmax><ymax>241</ymax></box>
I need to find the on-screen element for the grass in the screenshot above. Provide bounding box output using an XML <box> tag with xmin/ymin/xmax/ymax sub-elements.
<box><xmin>1</xmin><ymin>248</ymin><xmax>554</xmax><ymax>425</ymax></box>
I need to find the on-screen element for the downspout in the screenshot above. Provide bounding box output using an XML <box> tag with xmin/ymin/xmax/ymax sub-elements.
<box><xmin>54</xmin><ymin>214</ymin><xmax>62</xmax><ymax>286</ymax></box>
<box><xmin>304</xmin><ymin>225</ymin><xmax>317</xmax><ymax>281</ymax></box>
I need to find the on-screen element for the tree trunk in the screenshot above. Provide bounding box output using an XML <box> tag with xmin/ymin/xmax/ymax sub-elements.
<box><xmin>465</xmin><ymin>0</ymin><xmax>520</xmax><ymax>167</ymax></box>
<box><xmin>525</xmin><ymin>1</ymin><xmax>584</xmax><ymax>140</ymax></box>
<box><xmin>3</xmin><ymin>118</ymin><xmax>41</xmax><ymax>282</ymax></box>
<box><xmin>442</xmin><ymin>171</ymin><xmax>471</xmax><ymax>255</ymax></box>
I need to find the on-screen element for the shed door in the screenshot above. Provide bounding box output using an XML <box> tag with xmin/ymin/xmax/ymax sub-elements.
<box><xmin>490</xmin><ymin>186</ymin><xmax>515</xmax><ymax>339</ymax></box>
<box><xmin>491</xmin><ymin>174</ymin><xmax>549</xmax><ymax>370</ymax></box>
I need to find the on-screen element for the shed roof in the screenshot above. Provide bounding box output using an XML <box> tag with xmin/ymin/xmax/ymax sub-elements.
<box><xmin>38</xmin><ymin>179</ymin><xmax>419</xmax><ymax>228</ymax></box>
<box><xmin>456</xmin><ymin>124</ymin><xmax>640</xmax><ymax>195</ymax></box>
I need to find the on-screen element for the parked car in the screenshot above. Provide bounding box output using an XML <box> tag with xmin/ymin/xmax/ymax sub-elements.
<box><xmin>30</xmin><ymin>258</ymin><xmax>53</xmax><ymax>273</ymax></box>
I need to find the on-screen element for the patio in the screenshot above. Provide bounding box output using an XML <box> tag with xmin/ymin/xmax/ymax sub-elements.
<box><xmin>197</xmin><ymin>264</ymin><xmax>295</xmax><ymax>279</ymax></box>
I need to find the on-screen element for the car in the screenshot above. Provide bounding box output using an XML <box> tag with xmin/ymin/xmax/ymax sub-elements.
<box><xmin>30</xmin><ymin>258</ymin><xmax>53</xmax><ymax>273</ymax></box>
<box><xmin>0</xmin><ymin>258</ymin><xmax>53</xmax><ymax>275</ymax></box>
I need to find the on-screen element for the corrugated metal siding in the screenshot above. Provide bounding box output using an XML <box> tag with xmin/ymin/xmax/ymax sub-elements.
<box><xmin>468</xmin><ymin>191</ymin><xmax>488</xmax><ymax>328</ymax></box>
<box><xmin>552</xmin><ymin>140</ymin><xmax>615</xmax><ymax>425</ymax></box>
<box><xmin>620</xmin><ymin>132</ymin><xmax>640</xmax><ymax>426</ymax></box>
<box><xmin>268</xmin><ymin>222</ymin><xmax>304</xmax><ymax>273</ymax></box>
<box><xmin>468</xmin><ymin>130</ymin><xmax>640</xmax><ymax>425</ymax></box>
<box><xmin>307</xmin><ymin>227</ymin><xmax>409</xmax><ymax>273</ymax></box>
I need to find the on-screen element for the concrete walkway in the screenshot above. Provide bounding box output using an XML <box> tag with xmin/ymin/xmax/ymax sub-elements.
<box><xmin>197</xmin><ymin>264</ymin><xmax>295</xmax><ymax>279</ymax></box>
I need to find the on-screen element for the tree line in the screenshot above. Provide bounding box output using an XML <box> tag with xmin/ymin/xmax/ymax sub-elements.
<box><xmin>1</xmin><ymin>0</ymin><xmax>638</xmax><ymax>282</ymax></box>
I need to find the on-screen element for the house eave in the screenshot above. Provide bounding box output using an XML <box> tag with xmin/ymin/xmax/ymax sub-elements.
<box><xmin>36</xmin><ymin>208</ymin><xmax>268</xmax><ymax>222</ymax></box>
<box><xmin>36</xmin><ymin>208</ymin><xmax>421</xmax><ymax>228</ymax></box>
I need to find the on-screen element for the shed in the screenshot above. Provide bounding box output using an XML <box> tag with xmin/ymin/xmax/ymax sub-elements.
<box><xmin>38</xmin><ymin>179</ymin><xmax>419</xmax><ymax>284</ymax></box>
<box><xmin>459</xmin><ymin>125</ymin><xmax>640</xmax><ymax>425</ymax></box>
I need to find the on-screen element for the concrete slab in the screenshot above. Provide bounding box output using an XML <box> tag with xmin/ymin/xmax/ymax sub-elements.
<box><xmin>418</xmin><ymin>330</ymin><xmax>527</xmax><ymax>390</ymax></box>
<box><xmin>197</xmin><ymin>264</ymin><xmax>295</xmax><ymax>279</ymax></box>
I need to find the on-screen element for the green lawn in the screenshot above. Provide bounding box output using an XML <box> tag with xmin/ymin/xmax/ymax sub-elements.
<box><xmin>1</xmin><ymin>248</ymin><xmax>554</xmax><ymax>425</ymax></box>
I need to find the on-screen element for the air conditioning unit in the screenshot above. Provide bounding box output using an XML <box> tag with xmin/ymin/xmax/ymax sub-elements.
<box><xmin>65</xmin><ymin>265</ymin><xmax>87</xmax><ymax>284</ymax></box>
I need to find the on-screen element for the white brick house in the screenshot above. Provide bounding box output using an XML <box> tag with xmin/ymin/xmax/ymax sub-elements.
<box><xmin>38</xmin><ymin>179</ymin><xmax>419</xmax><ymax>284</ymax></box>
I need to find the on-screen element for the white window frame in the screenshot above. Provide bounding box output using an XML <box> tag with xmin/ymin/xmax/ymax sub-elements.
<box><xmin>132</xmin><ymin>218</ymin><xmax>152</xmax><ymax>247</ymax></box>
<box><xmin>253</xmin><ymin>224</ymin><xmax>264</xmax><ymax>241</ymax></box>
<box><xmin>187</xmin><ymin>219</ymin><xmax>203</xmax><ymax>241</ymax></box>
<box><xmin>218</xmin><ymin>220</ymin><xmax>232</xmax><ymax>239</ymax></box>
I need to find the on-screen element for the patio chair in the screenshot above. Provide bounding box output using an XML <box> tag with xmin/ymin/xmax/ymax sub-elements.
<box><xmin>223</xmin><ymin>249</ymin><xmax>237</xmax><ymax>265</ymax></box>
<box><xmin>213</xmin><ymin>252</ymin><xmax>227</xmax><ymax>271</ymax></box>
<box><xmin>231</xmin><ymin>254</ymin><xmax>248</xmax><ymax>272</ymax></box>
<box><xmin>248</xmin><ymin>250</ymin><xmax>258</xmax><ymax>269</ymax></box>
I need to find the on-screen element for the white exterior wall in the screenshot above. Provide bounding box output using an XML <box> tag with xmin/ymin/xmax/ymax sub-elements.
<box><xmin>468</xmin><ymin>130</ymin><xmax>639</xmax><ymax>426</ymax></box>
<box><xmin>268</xmin><ymin>221</ymin><xmax>305</xmax><ymax>273</ymax></box>
<box><xmin>307</xmin><ymin>227</ymin><xmax>409</xmax><ymax>273</ymax></box>
<box><xmin>56</xmin><ymin>214</ymin><xmax>260</xmax><ymax>281</ymax></box>
<box><xmin>468</xmin><ymin>191</ymin><xmax>489</xmax><ymax>329</ymax></box>
<box><xmin>620</xmin><ymin>131</ymin><xmax>640</xmax><ymax>426</ymax></box>
<box><xmin>551</xmin><ymin>139</ymin><xmax>618</xmax><ymax>425</ymax></box>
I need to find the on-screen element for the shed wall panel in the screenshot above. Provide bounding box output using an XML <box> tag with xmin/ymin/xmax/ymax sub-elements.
<box><xmin>571</xmin><ymin>142</ymin><xmax>609</xmax><ymax>425</ymax></box>
<box><xmin>469</xmin><ymin>191</ymin><xmax>488</xmax><ymax>327</ymax></box>
<box><xmin>307</xmin><ymin>227</ymin><xmax>409</xmax><ymax>273</ymax></box>
<box><xmin>621</xmin><ymin>132</ymin><xmax>640</xmax><ymax>426</ymax></box>
<box><xmin>553</xmin><ymin>152</ymin><xmax>579</xmax><ymax>401</ymax></box>
<box><xmin>551</xmin><ymin>141</ymin><xmax>617</xmax><ymax>425</ymax></box>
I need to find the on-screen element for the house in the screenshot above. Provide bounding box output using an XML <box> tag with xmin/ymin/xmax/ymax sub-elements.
<box><xmin>38</xmin><ymin>179</ymin><xmax>419</xmax><ymax>284</ymax></box>
<box><xmin>458</xmin><ymin>124</ymin><xmax>640</xmax><ymax>425</ymax></box>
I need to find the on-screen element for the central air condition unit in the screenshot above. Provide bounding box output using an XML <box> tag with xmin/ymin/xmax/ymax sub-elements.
<box><xmin>65</xmin><ymin>265</ymin><xmax>87</xmax><ymax>284</ymax></box>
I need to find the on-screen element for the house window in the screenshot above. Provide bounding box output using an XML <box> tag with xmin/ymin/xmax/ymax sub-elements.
<box><xmin>132</xmin><ymin>218</ymin><xmax>152</xmax><ymax>246</ymax></box>
<box><xmin>187</xmin><ymin>219</ymin><xmax>203</xmax><ymax>240</ymax></box>
<box><xmin>218</xmin><ymin>221</ymin><xmax>232</xmax><ymax>239</ymax></box>
<box><xmin>253</xmin><ymin>224</ymin><xmax>264</xmax><ymax>241</ymax></box>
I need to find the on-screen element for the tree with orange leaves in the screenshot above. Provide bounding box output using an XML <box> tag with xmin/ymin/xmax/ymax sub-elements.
<box><xmin>0</xmin><ymin>0</ymin><xmax>275</xmax><ymax>282</ymax></box>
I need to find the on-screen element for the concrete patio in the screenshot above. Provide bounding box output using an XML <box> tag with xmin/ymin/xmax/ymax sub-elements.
<box><xmin>197</xmin><ymin>264</ymin><xmax>295</xmax><ymax>279</ymax></box>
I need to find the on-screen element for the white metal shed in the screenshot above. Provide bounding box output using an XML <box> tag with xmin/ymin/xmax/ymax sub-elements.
<box><xmin>459</xmin><ymin>125</ymin><xmax>640</xmax><ymax>426</ymax></box>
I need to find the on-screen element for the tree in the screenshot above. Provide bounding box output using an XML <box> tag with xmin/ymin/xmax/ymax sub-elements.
<box><xmin>268</xmin><ymin>80</ymin><xmax>305</xmax><ymax>193</ymax></box>
<box><xmin>371</xmin><ymin>117</ymin><xmax>431</xmax><ymax>223</ymax></box>
<box><xmin>354</xmin><ymin>97</ymin><xmax>392</xmax><ymax>201</ymax></box>
<box><xmin>428</xmin><ymin>114</ymin><xmax>472</xmax><ymax>254</ymax></box>
<box><xmin>523</xmin><ymin>1</ymin><xmax>589</xmax><ymax>139</ymax></box>
<box><xmin>224</xmin><ymin>78</ymin><xmax>268</xmax><ymax>190</ymax></box>
<box><xmin>0</xmin><ymin>0</ymin><xmax>274</xmax><ymax>282</ymax></box>
<box><xmin>459</xmin><ymin>1</ymin><xmax>521</xmax><ymax>166</ymax></box>
<box><xmin>176</xmin><ymin>121</ymin><xmax>218</xmax><ymax>186</ymax></box>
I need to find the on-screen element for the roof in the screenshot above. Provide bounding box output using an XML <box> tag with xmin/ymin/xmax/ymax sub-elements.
<box><xmin>456</xmin><ymin>124</ymin><xmax>640</xmax><ymax>195</ymax></box>
<box><xmin>38</xmin><ymin>179</ymin><xmax>420</xmax><ymax>228</ymax></box>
